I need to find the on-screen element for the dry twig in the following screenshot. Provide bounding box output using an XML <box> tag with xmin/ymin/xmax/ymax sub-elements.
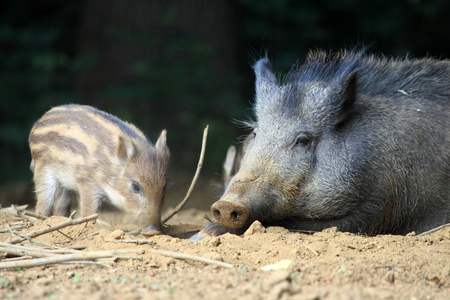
<box><xmin>0</xmin><ymin>251</ymin><xmax>113</xmax><ymax>269</ymax></box>
<box><xmin>7</xmin><ymin>212</ymin><xmax>98</xmax><ymax>244</ymax></box>
<box><xmin>6</xmin><ymin>224</ymin><xmax>61</xmax><ymax>249</ymax></box>
<box><xmin>149</xmin><ymin>248</ymin><xmax>233</xmax><ymax>269</ymax></box>
<box><xmin>0</xmin><ymin>222</ymin><xmax>31</xmax><ymax>233</ymax></box>
<box><xmin>22</xmin><ymin>210</ymin><xmax>48</xmax><ymax>220</ymax></box>
<box><xmin>0</xmin><ymin>246</ymin><xmax>60</xmax><ymax>258</ymax></box>
<box><xmin>297</xmin><ymin>239</ymin><xmax>319</xmax><ymax>256</ymax></box>
<box><xmin>202</xmin><ymin>214</ymin><xmax>214</xmax><ymax>223</ymax></box>
<box><xmin>61</xmin><ymin>261</ymin><xmax>111</xmax><ymax>268</ymax></box>
<box><xmin>1</xmin><ymin>256</ymin><xmax>33</xmax><ymax>262</ymax></box>
<box><xmin>105</xmin><ymin>239</ymin><xmax>154</xmax><ymax>245</ymax></box>
<box><xmin>1</xmin><ymin>205</ymin><xmax>28</xmax><ymax>214</ymax></box>
<box><xmin>0</xmin><ymin>242</ymin><xmax>78</xmax><ymax>254</ymax></box>
<box><xmin>163</xmin><ymin>125</ymin><xmax>209</xmax><ymax>224</ymax></box>
<box><xmin>12</xmin><ymin>213</ymin><xmax>37</xmax><ymax>225</ymax></box>
<box><xmin>0</xmin><ymin>249</ymin><xmax>144</xmax><ymax>269</ymax></box>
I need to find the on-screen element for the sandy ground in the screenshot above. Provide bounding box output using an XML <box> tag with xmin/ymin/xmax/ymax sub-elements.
<box><xmin>0</xmin><ymin>204</ymin><xmax>449</xmax><ymax>300</ymax></box>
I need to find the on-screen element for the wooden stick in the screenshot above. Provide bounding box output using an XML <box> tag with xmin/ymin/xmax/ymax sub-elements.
<box><xmin>74</xmin><ymin>221</ymin><xmax>88</xmax><ymax>239</ymax></box>
<box><xmin>0</xmin><ymin>249</ymin><xmax>144</xmax><ymax>269</ymax></box>
<box><xmin>61</xmin><ymin>261</ymin><xmax>111</xmax><ymax>268</ymax></box>
<box><xmin>1</xmin><ymin>256</ymin><xmax>33</xmax><ymax>262</ymax></box>
<box><xmin>1</xmin><ymin>204</ymin><xmax>28</xmax><ymax>213</ymax></box>
<box><xmin>6</xmin><ymin>212</ymin><xmax>98</xmax><ymax>244</ymax></box>
<box><xmin>0</xmin><ymin>246</ymin><xmax>59</xmax><ymax>258</ymax></box>
<box><xmin>105</xmin><ymin>239</ymin><xmax>154</xmax><ymax>245</ymax></box>
<box><xmin>10</xmin><ymin>206</ymin><xmax>47</xmax><ymax>222</ymax></box>
<box><xmin>22</xmin><ymin>210</ymin><xmax>48</xmax><ymax>220</ymax></box>
<box><xmin>110</xmin><ymin>249</ymin><xmax>145</xmax><ymax>255</ymax></box>
<box><xmin>0</xmin><ymin>242</ymin><xmax>79</xmax><ymax>254</ymax></box>
<box><xmin>202</xmin><ymin>214</ymin><xmax>214</xmax><ymax>223</ymax></box>
<box><xmin>0</xmin><ymin>224</ymin><xmax>30</xmax><ymax>233</ymax></box>
<box><xmin>297</xmin><ymin>239</ymin><xmax>319</xmax><ymax>256</ymax></box>
<box><xmin>149</xmin><ymin>248</ymin><xmax>233</xmax><ymax>269</ymax></box>
<box><xmin>303</xmin><ymin>244</ymin><xmax>319</xmax><ymax>256</ymax></box>
<box><xmin>12</xmin><ymin>212</ymin><xmax>37</xmax><ymax>225</ymax></box>
<box><xmin>6</xmin><ymin>225</ymin><xmax>61</xmax><ymax>249</ymax></box>
<box><xmin>0</xmin><ymin>251</ymin><xmax>113</xmax><ymax>269</ymax></box>
<box><xmin>417</xmin><ymin>223</ymin><xmax>450</xmax><ymax>236</ymax></box>
<box><xmin>115</xmin><ymin>256</ymin><xmax>143</xmax><ymax>260</ymax></box>
<box><xmin>163</xmin><ymin>125</ymin><xmax>209</xmax><ymax>224</ymax></box>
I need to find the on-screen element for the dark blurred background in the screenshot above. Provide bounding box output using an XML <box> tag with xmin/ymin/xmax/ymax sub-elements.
<box><xmin>0</xmin><ymin>0</ymin><xmax>449</xmax><ymax>210</ymax></box>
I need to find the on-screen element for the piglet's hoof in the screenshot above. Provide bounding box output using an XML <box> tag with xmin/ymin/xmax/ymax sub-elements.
<box><xmin>141</xmin><ymin>223</ymin><xmax>162</xmax><ymax>236</ymax></box>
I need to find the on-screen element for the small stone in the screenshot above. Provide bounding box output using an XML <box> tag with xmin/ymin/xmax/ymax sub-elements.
<box><xmin>202</xmin><ymin>252</ymin><xmax>224</xmax><ymax>262</ymax></box>
<box><xmin>266</xmin><ymin>269</ymin><xmax>291</xmax><ymax>288</ymax></box>
<box><xmin>381</xmin><ymin>270</ymin><xmax>395</xmax><ymax>285</ymax></box>
<box><xmin>244</xmin><ymin>220</ymin><xmax>266</xmax><ymax>236</ymax></box>
<box><xmin>207</xmin><ymin>237</ymin><xmax>221</xmax><ymax>247</ymax></box>
<box><xmin>268</xmin><ymin>280</ymin><xmax>291</xmax><ymax>300</ymax></box>
<box><xmin>111</xmin><ymin>229</ymin><xmax>125</xmax><ymax>239</ymax></box>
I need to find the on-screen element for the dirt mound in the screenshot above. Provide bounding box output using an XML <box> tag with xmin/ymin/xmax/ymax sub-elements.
<box><xmin>0</xmin><ymin>208</ymin><xmax>449</xmax><ymax>300</ymax></box>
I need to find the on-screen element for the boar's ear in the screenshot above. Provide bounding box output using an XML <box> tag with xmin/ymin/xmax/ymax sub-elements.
<box><xmin>254</xmin><ymin>58</ymin><xmax>278</xmax><ymax>92</ymax></box>
<box><xmin>335</xmin><ymin>72</ymin><xmax>357</xmax><ymax>127</ymax></box>
<box><xmin>254</xmin><ymin>58</ymin><xmax>277</xmax><ymax>84</ymax></box>
<box><xmin>254</xmin><ymin>57</ymin><xmax>279</xmax><ymax>114</ymax></box>
<box><xmin>118</xmin><ymin>135</ymin><xmax>137</xmax><ymax>163</ymax></box>
<box><xmin>155</xmin><ymin>130</ymin><xmax>170</xmax><ymax>158</ymax></box>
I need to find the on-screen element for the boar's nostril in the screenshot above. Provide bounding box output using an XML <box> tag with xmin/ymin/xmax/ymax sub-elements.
<box><xmin>211</xmin><ymin>200</ymin><xmax>249</xmax><ymax>229</ymax></box>
<box><xmin>212</xmin><ymin>208</ymin><xmax>221</xmax><ymax>219</ymax></box>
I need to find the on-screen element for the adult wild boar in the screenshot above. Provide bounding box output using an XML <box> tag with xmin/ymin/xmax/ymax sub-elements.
<box><xmin>193</xmin><ymin>49</ymin><xmax>449</xmax><ymax>239</ymax></box>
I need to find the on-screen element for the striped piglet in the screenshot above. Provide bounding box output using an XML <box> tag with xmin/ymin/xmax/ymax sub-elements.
<box><xmin>29</xmin><ymin>104</ymin><xmax>169</xmax><ymax>235</ymax></box>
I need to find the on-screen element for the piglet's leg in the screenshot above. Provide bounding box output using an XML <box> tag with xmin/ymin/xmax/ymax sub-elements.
<box><xmin>34</xmin><ymin>166</ymin><xmax>59</xmax><ymax>217</ymax></box>
<box><xmin>55</xmin><ymin>189</ymin><xmax>77</xmax><ymax>217</ymax></box>
<box><xmin>78</xmin><ymin>187</ymin><xmax>100</xmax><ymax>220</ymax></box>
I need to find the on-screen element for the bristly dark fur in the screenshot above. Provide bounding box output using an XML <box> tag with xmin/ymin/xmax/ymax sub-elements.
<box><xmin>278</xmin><ymin>49</ymin><xmax>449</xmax><ymax>116</ymax></box>
<box><xmin>284</xmin><ymin>49</ymin><xmax>364</xmax><ymax>84</ymax></box>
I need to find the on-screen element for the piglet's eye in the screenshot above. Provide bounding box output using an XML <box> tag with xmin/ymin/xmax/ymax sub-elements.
<box><xmin>252</xmin><ymin>129</ymin><xmax>257</xmax><ymax>139</ymax></box>
<box><xmin>131</xmin><ymin>181</ymin><xmax>141</xmax><ymax>194</ymax></box>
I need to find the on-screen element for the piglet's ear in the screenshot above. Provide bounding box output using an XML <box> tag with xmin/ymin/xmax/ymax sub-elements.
<box><xmin>118</xmin><ymin>135</ymin><xmax>137</xmax><ymax>163</ymax></box>
<box><xmin>155</xmin><ymin>129</ymin><xmax>170</xmax><ymax>158</ymax></box>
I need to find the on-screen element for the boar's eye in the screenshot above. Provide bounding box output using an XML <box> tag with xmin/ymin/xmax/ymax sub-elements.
<box><xmin>293</xmin><ymin>135</ymin><xmax>310</xmax><ymax>148</ymax></box>
<box><xmin>131</xmin><ymin>181</ymin><xmax>141</xmax><ymax>194</ymax></box>
<box><xmin>252</xmin><ymin>129</ymin><xmax>257</xmax><ymax>139</ymax></box>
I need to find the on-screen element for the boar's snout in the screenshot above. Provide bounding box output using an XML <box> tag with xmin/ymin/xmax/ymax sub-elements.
<box><xmin>211</xmin><ymin>199</ymin><xmax>249</xmax><ymax>228</ymax></box>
